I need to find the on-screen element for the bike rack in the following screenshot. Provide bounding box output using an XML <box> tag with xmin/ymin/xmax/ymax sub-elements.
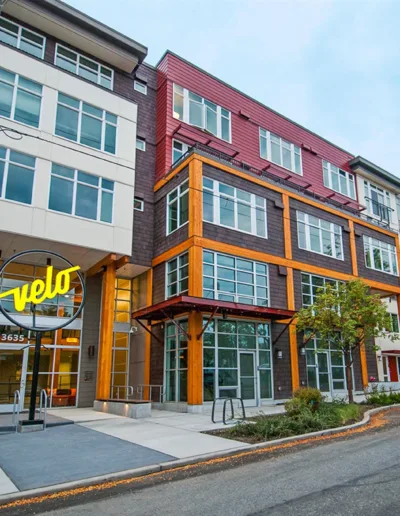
<box><xmin>110</xmin><ymin>385</ymin><xmax>134</xmax><ymax>400</ymax></box>
<box><xmin>12</xmin><ymin>390</ymin><xmax>21</xmax><ymax>433</ymax></box>
<box><xmin>211</xmin><ymin>397</ymin><xmax>246</xmax><ymax>425</ymax></box>
<box><xmin>39</xmin><ymin>389</ymin><xmax>48</xmax><ymax>430</ymax></box>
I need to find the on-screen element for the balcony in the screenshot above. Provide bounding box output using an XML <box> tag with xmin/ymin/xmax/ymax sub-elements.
<box><xmin>364</xmin><ymin>197</ymin><xmax>394</xmax><ymax>227</ymax></box>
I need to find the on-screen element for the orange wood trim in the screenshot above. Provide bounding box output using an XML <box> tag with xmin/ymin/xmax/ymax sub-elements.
<box><xmin>359</xmin><ymin>339</ymin><xmax>369</xmax><ymax>388</ymax></box>
<box><xmin>144</xmin><ymin>269</ymin><xmax>153</xmax><ymax>391</ymax></box>
<box><xmin>282</xmin><ymin>194</ymin><xmax>292</xmax><ymax>260</ymax></box>
<box><xmin>348</xmin><ymin>220</ymin><xmax>358</xmax><ymax>277</ymax></box>
<box><xmin>286</xmin><ymin>267</ymin><xmax>295</xmax><ymax>311</ymax></box>
<box><xmin>154</xmin><ymin>154</ymin><xmax>194</xmax><ymax>192</ymax></box>
<box><xmin>152</xmin><ymin>237</ymin><xmax>195</xmax><ymax>267</ymax></box>
<box><xmin>189</xmin><ymin>245</ymin><xmax>203</xmax><ymax>297</ymax></box>
<box><xmin>187</xmin><ymin>310</ymin><xmax>203</xmax><ymax>405</ymax></box>
<box><xmin>96</xmin><ymin>262</ymin><xmax>116</xmax><ymax>399</ymax></box>
<box><xmin>189</xmin><ymin>159</ymin><xmax>203</xmax><ymax>238</ymax></box>
<box><xmin>115</xmin><ymin>255</ymin><xmax>130</xmax><ymax>270</ymax></box>
<box><xmin>87</xmin><ymin>254</ymin><xmax>116</xmax><ymax>277</ymax></box>
<box><xmin>286</xmin><ymin>267</ymin><xmax>299</xmax><ymax>390</ymax></box>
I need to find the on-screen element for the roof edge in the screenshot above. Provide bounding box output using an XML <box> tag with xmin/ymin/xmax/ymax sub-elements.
<box><xmin>349</xmin><ymin>156</ymin><xmax>400</xmax><ymax>190</ymax></box>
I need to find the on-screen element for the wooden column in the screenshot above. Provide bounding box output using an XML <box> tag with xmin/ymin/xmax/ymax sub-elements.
<box><xmin>359</xmin><ymin>339</ymin><xmax>369</xmax><ymax>388</ymax></box>
<box><xmin>188</xmin><ymin>158</ymin><xmax>203</xmax><ymax>238</ymax></box>
<box><xmin>187</xmin><ymin>311</ymin><xmax>203</xmax><ymax>406</ymax></box>
<box><xmin>348</xmin><ymin>220</ymin><xmax>358</xmax><ymax>277</ymax></box>
<box><xmin>96</xmin><ymin>262</ymin><xmax>116</xmax><ymax>399</ymax></box>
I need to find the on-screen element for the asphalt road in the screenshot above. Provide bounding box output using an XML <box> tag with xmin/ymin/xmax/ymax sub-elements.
<box><xmin>20</xmin><ymin>420</ymin><xmax>397</xmax><ymax>516</ymax></box>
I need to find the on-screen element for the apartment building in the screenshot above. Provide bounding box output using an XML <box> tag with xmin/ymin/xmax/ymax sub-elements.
<box><xmin>0</xmin><ymin>0</ymin><xmax>155</xmax><ymax>411</ymax></box>
<box><xmin>131</xmin><ymin>52</ymin><xmax>400</xmax><ymax>412</ymax></box>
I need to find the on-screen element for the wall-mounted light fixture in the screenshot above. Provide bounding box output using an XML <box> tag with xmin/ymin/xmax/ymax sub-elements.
<box><xmin>300</xmin><ymin>347</ymin><xmax>306</xmax><ymax>356</ymax></box>
<box><xmin>275</xmin><ymin>349</ymin><xmax>283</xmax><ymax>360</ymax></box>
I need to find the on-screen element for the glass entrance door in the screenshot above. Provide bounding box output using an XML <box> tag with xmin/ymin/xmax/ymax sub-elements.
<box><xmin>316</xmin><ymin>352</ymin><xmax>330</xmax><ymax>392</ymax></box>
<box><xmin>240</xmin><ymin>352</ymin><xmax>256</xmax><ymax>406</ymax></box>
<box><xmin>0</xmin><ymin>347</ymin><xmax>28</xmax><ymax>412</ymax></box>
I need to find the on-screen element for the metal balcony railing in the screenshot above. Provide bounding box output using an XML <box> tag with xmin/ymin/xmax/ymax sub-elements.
<box><xmin>364</xmin><ymin>197</ymin><xmax>394</xmax><ymax>225</ymax></box>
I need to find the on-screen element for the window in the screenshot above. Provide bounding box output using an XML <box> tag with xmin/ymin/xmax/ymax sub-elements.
<box><xmin>389</xmin><ymin>314</ymin><xmax>399</xmax><ymax>333</ymax></box>
<box><xmin>306</xmin><ymin>335</ymin><xmax>347</xmax><ymax>392</ymax></box>
<box><xmin>301</xmin><ymin>273</ymin><xmax>339</xmax><ymax>307</ymax></box>
<box><xmin>323</xmin><ymin>161</ymin><xmax>356</xmax><ymax>200</ymax></box>
<box><xmin>166</xmin><ymin>253</ymin><xmax>189</xmax><ymax>297</ymax></box>
<box><xmin>0</xmin><ymin>68</ymin><xmax>42</xmax><ymax>128</ymax></box>
<box><xmin>203</xmin><ymin>251</ymin><xmax>269</xmax><ymax>306</ymax></box>
<box><xmin>297</xmin><ymin>211</ymin><xmax>343</xmax><ymax>259</ymax></box>
<box><xmin>134</xmin><ymin>197</ymin><xmax>144</xmax><ymax>211</ymax></box>
<box><xmin>55</xmin><ymin>44</ymin><xmax>113</xmax><ymax>89</ymax></box>
<box><xmin>0</xmin><ymin>17</ymin><xmax>45</xmax><ymax>59</ymax></box>
<box><xmin>134</xmin><ymin>80</ymin><xmax>147</xmax><ymax>95</ymax></box>
<box><xmin>136</xmin><ymin>138</ymin><xmax>146</xmax><ymax>151</ymax></box>
<box><xmin>203</xmin><ymin>177</ymin><xmax>267</xmax><ymax>238</ymax></box>
<box><xmin>55</xmin><ymin>93</ymin><xmax>117</xmax><ymax>154</ymax></box>
<box><xmin>364</xmin><ymin>236</ymin><xmax>398</xmax><ymax>276</ymax></box>
<box><xmin>49</xmin><ymin>163</ymin><xmax>114</xmax><ymax>223</ymax></box>
<box><xmin>0</xmin><ymin>146</ymin><xmax>35</xmax><ymax>205</ymax></box>
<box><xmin>173</xmin><ymin>84</ymin><xmax>231</xmax><ymax>142</ymax></box>
<box><xmin>165</xmin><ymin>321</ymin><xmax>188</xmax><ymax>402</ymax></box>
<box><xmin>167</xmin><ymin>179</ymin><xmax>189</xmax><ymax>234</ymax></box>
<box><xmin>114</xmin><ymin>278</ymin><xmax>132</xmax><ymax>323</ymax></box>
<box><xmin>259</xmin><ymin>128</ymin><xmax>302</xmax><ymax>174</ymax></box>
<box><xmin>111</xmin><ymin>333</ymin><xmax>130</xmax><ymax>397</ymax></box>
<box><xmin>172</xmin><ymin>139</ymin><xmax>189</xmax><ymax>165</ymax></box>
<box><xmin>364</xmin><ymin>181</ymin><xmax>392</xmax><ymax>223</ymax></box>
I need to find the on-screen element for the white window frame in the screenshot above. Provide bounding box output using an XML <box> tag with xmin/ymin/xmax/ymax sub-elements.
<box><xmin>55</xmin><ymin>43</ymin><xmax>114</xmax><ymax>90</ymax></box>
<box><xmin>301</xmin><ymin>273</ymin><xmax>340</xmax><ymax>307</ymax></box>
<box><xmin>0</xmin><ymin>146</ymin><xmax>36</xmax><ymax>206</ymax></box>
<box><xmin>203</xmin><ymin>177</ymin><xmax>268</xmax><ymax>239</ymax></box>
<box><xmin>136</xmin><ymin>138</ymin><xmax>146</xmax><ymax>152</ymax></box>
<box><xmin>164</xmin><ymin>319</ymin><xmax>188</xmax><ymax>402</ymax></box>
<box><xmin>323</xmin><ymin>160</ymin><xmax>356</xmax><ymax>200</ymax></box>
<box><xmin>55</xmin><ymin>92</ymin><xmax>118</xmax><ymax>154</ymax></box>
<box><xmin>259</xmin><ymin>127</ymin><xmax>302</xmax><ymax>175</ymax></box>
<box><xmin>134</xmin><ymin>197</ymin><xmax>144</xmax><ymax>211</ymax></box>
<box><xmin>173</xmin><ymin>84</ymin><xmax>231</xmax><ymax>143</ymax></box>
<box><xmin>203</xmin><ymin>250</ymin><xmax>270</xmax><ymax>306</ymax></box>
<box><xmin>0</xmin><ymin>67</ymin><xmax>42</xmax><ymax>128</ymax></box>
<box><xmin>48</xmin><ymin>164</ymin><xmax>114</xmax><ymax>224</ymax></box>
<box><xmin>364</xmin><ymin>180</ymin><xmax>392</xmax><ymax>222</ymax></box>
<box><xmin>364</xmin><ymin>236</ymin><xmax>398</xmax><ymax>276</ymax></box>
<box><xmin>0</xmin><ymin>16</ymin><xmax>46</xmax><ymax>59</ymax></box>
<box><xmin>165</xmin><ymin>252</ymin><xmax>189</xmax><ymax>298</ymax></box>
<box><xmin>166</xmin><ymin>179</ymin><xmax>189</xmax><ymax>235</ymax></box>
<box><xmin>297</xmin><ymin>211</ymin><xmax>344</xmax><ymax>260</ymax></box>
<box><xmin>172</xmin><ymin>139</ymin><xmax>189</xmax><ymax>165</ymax></box>
<box><xmin>134</xmin><ymin>80</ymin><xmax>147</xmax><ymax>95</ymax></box>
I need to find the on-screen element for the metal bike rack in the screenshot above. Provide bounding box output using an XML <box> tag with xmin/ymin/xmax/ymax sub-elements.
<box><xmin>12</xmin><ymin>390</ymin><xmax>21</xmax><ymax>433</ymax></box>
<box><xmin>110</xmin><ymin>385</ymin><xmax>134</xmax><ymax>400</ymax></box>
<box><xmin>39</xmin><ymin>389</ymin><xmax>48</xmax><ymax>430</ymax></box>
<box><xmin>211</xmin><ymin>397</ymin><xmax>246</xmax><ymax>425</ymax></box>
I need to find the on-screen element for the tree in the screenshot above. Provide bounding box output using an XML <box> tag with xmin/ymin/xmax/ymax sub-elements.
<box><xmin>296</xmin><ymin>279</ymin><xmax>395</xmax><ymax>403</ymax></box>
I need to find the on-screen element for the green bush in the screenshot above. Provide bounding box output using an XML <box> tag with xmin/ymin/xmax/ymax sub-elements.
<box><xmin>293</xmin><ymin>387</ymin><xmax>323</xmax><ymax>409</ymax></box>
<box><xmin>284</xmin><ymin>397</ymin><xmax>304</xmax><ymax>416</ymax></box>
<box><xmin>366</xmin><ymin>386</ymin><xmax>400</xmax><ymax>406</ymax></box>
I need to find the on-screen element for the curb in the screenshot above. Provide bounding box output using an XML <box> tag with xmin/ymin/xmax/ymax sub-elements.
<box><xmin>0</xmin><ymin>404</ymin><xmax>398</xmax><ymax>507</ymax></box>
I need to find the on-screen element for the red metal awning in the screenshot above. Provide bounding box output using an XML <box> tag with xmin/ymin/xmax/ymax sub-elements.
<box><xmin>382</xmin><ymin>350</ymin><xmax>400</xmax><ymax>355</ymax></box>
<box><xmin>132</xmin><ymin>295</ymin><xmax>296</xmax><ymax>323</ymax></box>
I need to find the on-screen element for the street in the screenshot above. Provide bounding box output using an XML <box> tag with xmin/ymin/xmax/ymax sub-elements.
<box><xmin>9</xmin><ymin>419</ymin><xmax>400</xmax><ymax>516</ymax></box>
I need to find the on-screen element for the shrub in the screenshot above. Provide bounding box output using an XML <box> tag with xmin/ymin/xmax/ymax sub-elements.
<box><xmin>284</xmin><ymin>397</ymin><xmax>304</xmax><ymax>416</ymax></box>
<box><xmin>366</xmin><ymin>387</ymin><xmax>400</xmax><ymax>406</ymax></box>
<box><xmin>292</xmin><ymin>387</ymin><xmax>323</xmax><ymax>409</ymax></box>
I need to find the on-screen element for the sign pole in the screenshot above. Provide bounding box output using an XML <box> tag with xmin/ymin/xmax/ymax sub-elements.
<box><xmin>28</xmin><ymin>330</ymin><xmax>42</xmax><ymax>421</ymax></box>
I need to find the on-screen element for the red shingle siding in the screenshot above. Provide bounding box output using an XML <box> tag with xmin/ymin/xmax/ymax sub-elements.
<box><xmin>155</xmin><ymin>53</ymin><xmax>357</xmax><ymax>205</ymax></box>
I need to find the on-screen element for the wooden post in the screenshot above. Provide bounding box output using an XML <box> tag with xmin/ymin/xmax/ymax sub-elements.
<box><xmin>188</xmin><ymin>159</ymin><xmax>203</xmax><ymax>238</ymax></box>
<box><xmin>187</xmin><ymin>311</ymin><xmax>203</xmax><ymax>407</ymax></box>
<box><xmin>348</xmin><ymin>220</ymin><xmax>358</xmax><ymax>277</ymax></box>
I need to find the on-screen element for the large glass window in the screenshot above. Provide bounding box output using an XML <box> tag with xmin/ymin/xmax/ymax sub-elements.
<box><xmin>203</xmin><ymin>320</ymin><xmax>272</xmax><ymax>402</ymax></box>
<box><xmin>364</xmin><ymin>181</ymin><xmax>392</xmax><ymax>223</ymax></box>
<box><xmin>203</xmin><ymin>177</ymin><xmax>267</xmax><ymax>238</ymax></box>
<box><xmin>55</xmin><ymin>44</ymin><xmax>113</xmax><ymax>89</ymax></box>
<box><xmin>0</xmin><ymin>17</ymin><xmax>45</xmax><ymax>59</ymax></box>
<box><xmin>259</xmin><ymin>128</ymin><xmax>302</xmax><ymax>174</ymax></box>
<box><xmin>167</xmin><ymin>179</ymin><xmax>189</xmax><ymax>234</ymax></box>
<box><xmin>172</xmin><ymin>139</ymin><xmax>189</xmax><ymax>165</ymax></box>
<box><xmin>203</xmin><ymin>251</ymin><xmax>269</xmax><ymax>306</ymax></box>
<box><xmin>0</xmin><ymin>146</ymin><xmax>35</xmax><ymax>205</ymax></box>
<box><xmin>114</xmin><ymin>278</ymin><xmax>132</xmax><ymax>323</ymax></box>
<box><xmin>297</xmin><ymin>211</ymin><xmax>343</xmax><ymax>260</ymax></box>
<box><xmin>166</xmin><ymin>253</ymin><xmax>189</xmax><ymax>298</ymax></box>
<box><xmin>173</xmin><ymin>84</ymin><xmax>231</xmax><ymax>142</ymax></box>
<box><xmin>306</xmin><ymin>335</ymin><xmax>347</xmax><ymax>393</ymax></box>
<box><xmin>55</xmin><ymin>93</ymin><xmax>117</xmax><ymax>153</ymax></box>
<box><xmin>110</xmin><ymin>333</ymin><xmax>130</xmax><ymax>398</ymax></box>
<box><xmin>323</xmin><ymin>160</ymin><xmax>356</xmax><ymax>200</ymax></box>
<box><xmin>49</xmin><ymin>163</ymin><xmax>114</xmax><ymax>223</ymax></box>
<box><xmin>301</xmin><ymin>273</ymin><xmax>339</xmax><ymax>308</ymax></box>
<box><xmin>0</xmin><ymin>68</ymin><xmax>42</xmax><ymax>128</ymax></box>
<box><xmin>364</xmin><ymin>236</ymin><xmax>398</xmax><ymax>276</ymax></box>
<box><xmin>165</xmin><ymin>321</ymin><xmax>188</xmax><ymax>402</ymax></box>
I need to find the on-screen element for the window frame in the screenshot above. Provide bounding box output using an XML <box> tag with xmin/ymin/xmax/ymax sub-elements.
<box><xmin>322</xmin><ymin>160</ymin><xmax>356</xmax><ymax>200</ymax></box>
<box><xmin>301</xmin><ymin>273</ymin><xmax>340</xmax><ymax>308</ymax></box>
<box><xmin>173</xmin><ymin>84</ymin><xmax>232</xmax><ymax>143</ymax></box>
<box><xmin>296</xmin><ymin>211</ymin><xmax>344</xmax><ymax>260</ymax></box>
<box><xmin>363</xmin><ymin>180</ymin><xmax>392</xmax><ymax>223</ymax></box>
<box><xmin>134</xmin><ymin>197</ymin><xmax>144</xmax><ymax>211</ymax></box>
<box><xmin>136</xmin><ymin>138</ymin><xmax>146</xmax><ymax>152</ymax></box>
<box><xmin>0</xmin><ymin>146</ymin><xmax>36</xmax><ymax>206</ymax></box>
<box><xmin>134</xmin><ymin>80</ymin><xmax>147</xmax><ymax>95</ymax></box>
<box><xmin>363</xmin><ymin>236</ymin><xmax>398</xmax><ymax>276</ymax></box>
<box><xmin>165</xmin><ymin>252</ymin><xmax>189</xmax><ymax>299</ymax></box>
<box><xmin>164</xmin><ymin>319</ymin><xmax>188</xmax><ymax>402</ymax></box>
<box><xmin>54</xmin><ymin>43</ymin><xmax>114</xmax><ymax>90</ymax></box>
<box><xmin>0</xmin><ymin>67</ymin><xmax>43</xmax><ymax>128</ymax></box>
<box><xmin>48</xmin><ymin>163</ymin><xmax>115</xmax><ymax>224</ymax></box>
<box><xmin>259</xmin><ymin>127</ymin><xmax>302</xmax><ymax>175</ymax></box>
<box><xmin>55</xmin><ymin>92</ymin><xmax>118</xmax><ymax>154</ymax></box>
<box><xmin>203</xmin><ymin>177</ymin><xmax>268</xmax><ymax>239</ymax></box>
<box><xmin>166</xmin><ymin>179</ymin><xmax>189</xmax><ymax>235</ymax></box>
<box><xmin>172</xmin><ymin>139</ymin><xmax>189</xmax><ymax>165</ymax></box>
<box><xmin>0</xmin><ymin>16</ymin><xmax>46</xmax><ymax>59</ymax></box>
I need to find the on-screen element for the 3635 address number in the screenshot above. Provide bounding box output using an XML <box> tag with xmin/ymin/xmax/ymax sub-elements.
<box><xmin>1</xmin><ymin>334</ymin><xmax>25</xmax><ymax>342</ymax></box>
